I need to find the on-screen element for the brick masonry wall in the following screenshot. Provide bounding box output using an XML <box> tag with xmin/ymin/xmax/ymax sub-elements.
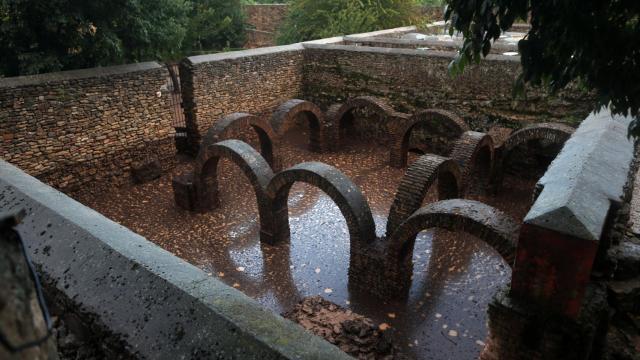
<box><xmin>244</xmin><ymin>4</ymin><xmax>289</xmax><ymax>48</ymax></box>
<box><xmin>0</xmin><ymin>62</ymin><xmax>176</xmax><ymax>193</ymax></box>
<box><xmin>180</xmin><ymin>46</ymin><xmax>305</xmax><ymax>153</ymax></box>
<box><xmin>302</xmin><ymin>44</ymin><xmax>593</xmax><ymax>129</ymax></box>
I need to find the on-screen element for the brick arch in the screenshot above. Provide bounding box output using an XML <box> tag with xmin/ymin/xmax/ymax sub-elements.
<box><xmin>382</xmin><ymin>199</ymin><xmax>519</xmax><ymax>296</ymax></box>
<box><xmin>270</xmin><ymin>99</ymin><xmax>327</xmax><ymax>152</ymax></box>
<box><xmin>449</xmin><ymin>131</ymin><xmax>494</xmax><ymax>194</ymax></box>
<box><xmin>266</xmin><ymin>162</ymin><xmax>376</xmax><ymax>248</ymax></box>
<box><xmin>502</xmin><ymin>122</ymin><xmax>575</xmax><ymax>154</ymax></box>
<box><xmin>386</xmin><ymin>154</ymin><xmax>461</xmax><ymax>236</ymax></box>
<box><xmin>389</xmin><ymin>109</ymin><xmax>470</xmax><ymax>168</ymax></box>
<box><xmin>190</xmin><ymin>139</ymin><xmax>277</xmax><ymax>243</ymax></box>
<box><xmin>200</xmin><ymin>112</ymin><xmax>277</xmax><ymax>169</ymax></box>
<box><xmin>493</xmin><ymin>123</ymin><xmax>575</xmax><ymax>189</ymax></box>
<box><xmin>325</xmin><ymin>96</ymin><xmax>397</xmax><ymax>148</ymax></box>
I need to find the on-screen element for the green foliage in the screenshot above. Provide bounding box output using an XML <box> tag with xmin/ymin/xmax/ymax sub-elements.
<box><xmin>183</xmin><ymin>0</ymin><xmax>245</xmax><ymax>54</ymax></box>
<box><xmin>0</xmin><ymin>0</ymin><xmax>245</xmax><ymax>76</ymax></box>
<box><xmin>444</xmin><ymin>0</ymin><xmax>640</xmax><ymax>135</ymax></box>
<box><xmin>0</xmin><ymin>0</ymin><xmax>190</xmax><ymax>76</ymax></box>
<box><xmin>416</xmin><ymin>0</ymin><xmax>443</xmax><ymax>5</ymax></box>
<box><xmin>277</xmin><ymin>0</ymin><xmax>421</xmax><ymax>44</ymax></box>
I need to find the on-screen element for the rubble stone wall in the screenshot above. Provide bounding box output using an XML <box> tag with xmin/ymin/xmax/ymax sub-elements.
<box><xmin>0</xmin><ymin>62</ymin><xmax>175</xmax><ymax>193</ymax></box>
<box><xmin>180</xmin><ymin>46</ymin><xmax>304</xmax><ymax>153</ymax></box>
<box><xmin>244</xmin><ymin>4</ymin><xmax>289</xmax><ymax>48</ymax></box>
<box><xmin>302</xmin><ymin>44</ymin><xmax>593</xmax><ymax>129</ymax></box>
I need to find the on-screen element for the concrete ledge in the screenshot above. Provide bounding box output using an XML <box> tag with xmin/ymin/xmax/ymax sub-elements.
<box><xmin>343</xmin><ymin>35</ymin><xmax>518</xmax><ymax>54</ymax></box>
<box><xmin>0</xmin><ymin>160</ymin><xmax>349</xmax><ymax>360</ymax></box>
<box><xmin>525</xmin><ymin>108</ymin><xmax>635</xmax><ymax>240</ymax></box>
<box><xmin>0</xmin><ymin>62</ymin><xmax>163</xmax><ymax>89</ymax></box>
<box><xmin>302</xmin><ymin>43</ymin><xmax>521</xmax><ymax>62</ymax></box>
<box><xmin>187</xmin><ymin>44</ymin><xmax>304</xmax><ymax>64</ymax></box>
<box><xmin>341</xmin><ymin>26</ymin><xmax>417</xmax><ymax>39</ymax></box>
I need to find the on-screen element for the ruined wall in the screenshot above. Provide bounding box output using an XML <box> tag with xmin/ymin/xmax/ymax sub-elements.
<box><xmin>180</xmin><ymin>46</ymin><xmax>305</xmax><ymax>153</ymax></box>
<box><xmin>302</xmin><ymin>44</ymin><xmax>593</xmax><ymax>129</ymax></box>
<box><xmin>244</xmin><ymin>4</ymin><xmax>289</xmax><ymax>48</ymax></box>
<box><xmin>0</xmin><ymin>62</ymin><xmax>175</xmax><ymax>193</ymax></box>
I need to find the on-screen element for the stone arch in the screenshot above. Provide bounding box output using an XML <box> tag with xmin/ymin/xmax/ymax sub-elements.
<box><xmin>389</xmin><ymin>109</ymin><xmax>470</xmax><ymax>168</ymax></box>
<box><xmin>449</xmin><ymin>131</ymin><xmax>494</xmax><ymax>194</ymax></box>
<box><xmin>270</xmin><ymin>99</ymin><xmax>327</xmax><ymax>152</ymax></box>
<box><xmin>325</xmin><ymin>96</ymin><xmax>397</xmax><ymax>148</ymax></box>
<box><xmin>187</xmin><ymin>140</ymin><xmax>276</xmax><ymax>242</ymax></box>
<box><xmin>493</xmin><ymin>123</ymin><xmax>575</xmax><ymax>189</ymax></box>
<box><xmin>200</xmin><ymin>112</ymin><xmax>278</xmax><ymax>169</ymax></box>
<box><xmin>266</xmin><ymin>162</ymin><xmax>376</xmax><ymax>248</ymax></box>
<box><xmin>386</xmin><ymin>154</ymin><xmax>461</xmax><ymax>236</ymax></box>
<box><xmin>383</xmin><ymin>199</ymin><xmax>519</xmax><ymax>295</ymax></box>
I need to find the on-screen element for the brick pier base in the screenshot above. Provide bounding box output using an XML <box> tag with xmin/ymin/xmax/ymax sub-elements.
<box><xmin>481</xmin><ymin>284</ymin><xmax>609</xmax><ymax>360</ymax></box>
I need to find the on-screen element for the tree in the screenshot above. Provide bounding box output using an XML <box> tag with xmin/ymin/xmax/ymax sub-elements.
<box><xmin>444</xmin><ymin>0</ymin><xmax>640</xmax><ymax>135</ymax></box>
<box><xmin>0</xmin><ymin>0</ymin><xmax>191</xmax><ymax>76</ymax></box>
<box><xmin>183</xmin><ymin>0</ymin><xmax>245</xmax><ymax>53</ymax></box>
<box><xmin>0</xmin><ymin>0</ymin><xmax>247</xmax><ymax>76</ymax></box>
<box><xmin>277</xmin><ymin>0</ymin><xmax>421</xmax><ymax>44</ymax></box>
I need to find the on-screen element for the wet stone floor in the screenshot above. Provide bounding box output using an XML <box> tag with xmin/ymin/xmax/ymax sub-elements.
<box><xmin>74</xmin><ymin>134</ymin><xmax>537</xmax><ymax>360</ymax></box>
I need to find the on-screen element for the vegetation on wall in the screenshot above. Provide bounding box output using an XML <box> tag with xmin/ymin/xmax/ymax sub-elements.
<box><xmin>183</xmin><ymin>0</ymin><xmax>245</xmax><ymax>54</ymax></box>
<box><xmin>444</xmin><ymin>0</ymin><xmax>640</xmax><ymax>135</ymax></box>
<box><xmin>277</xmin><ymin>0</ymin><xmax>422</xmax><ymax>44</ymax></box>
<box><xmin>0</xmin><ymin>0</ymin><xmax>244</xmax><ymax>76</ymax></box>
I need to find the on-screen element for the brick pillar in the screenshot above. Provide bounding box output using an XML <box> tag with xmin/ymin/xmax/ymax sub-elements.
<box><xmin>482</xmin><ymin>109</ymin><xmax>635</xmax><ymax>360</ymax></box>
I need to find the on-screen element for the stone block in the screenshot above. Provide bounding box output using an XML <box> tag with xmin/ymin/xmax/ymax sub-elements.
<box><xmin>131</xmin><ymin>160</ymin><xmax>162</xmax><ymax>183</ymax></box>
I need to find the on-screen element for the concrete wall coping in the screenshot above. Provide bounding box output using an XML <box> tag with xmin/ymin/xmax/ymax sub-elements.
<box><xmin>302</xmin><ymin>43</ymin><xmax>521</xmax><ymax>62</ymax></box>
<box><xmin>342</xmin><ymin>26</ymin><xmax>417</xmax><ymax>39</ymax></box>
<box><xmin>187</xmin><ymin>26</ymin><xmax>418</xmax><ymax>65</ymax></box>
<box><xmin>0</xmin><ymin>160</ymin><xmax>350</xmax><ymax>360</ymax></box>
<box><xmin>525</xmin><ymin>108</ymin><xmax>635</xmax><ymax>240</ymax></box>
<box><xmin>343</xmin><ymin>35</ymin><xmax>518</xmax><ymax>53</ymax></box>
<box><xmin>187</xmin><ymin>44</ymin><xmax>304</xmax><ymax>64</ymax></box>
<box><xmin>0</xmin><ymin>62</ymin><xmax>163</xmax><ymax>89</ymax></box>
<box><xmin>243</xmin><ymin>3</ymin><xmax>288</xmax><ymax>7</ymax></box>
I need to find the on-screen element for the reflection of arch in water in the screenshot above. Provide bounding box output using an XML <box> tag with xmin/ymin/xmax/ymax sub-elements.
<box><xmin>449</xmin><ymin>131</ymin><xmax>494</xmax><ymax>195</ymax></box>
<box><xmin>271</xmin><ymin>99</ymin><xmax>328</xmax><ymax>152</ymax></box>
<box><xmin>201</xmin><ymin>112</ymin><xmax>278</xmax><ymax>169</ymax></box>
<box><xmin>280</xmin><ymin>182</ymin><xmax>321</xmax><ymax>218</ymax></box>
<box><xmin>390</xmin><ymin>109</ymin><xmax>469</xmax><ymax>168</ymax></box>
<box><xmin>382</xmin><ymin>199</ymin><xmax>519</xmax><ymax>298</ymax></box>
<box><xmin>492</xmin><ymin>123</ymin><xmax>574</xmax><ymax>190</ymax></box>
<box><xmin>187</xmin><ymin>139</ymin><xmax>278</xmax><ymax>244</ymax></box>
<box><xmin>325</xmin><ymin>96</ymin><xmax>401</xmax><ymax>149</ymax></box>
<box><xmin>266</xmin><ymin>162</ymin><xmax>376</xmax><ymax>248</ymax></box>
<box><xmin>386</xmin><ymin>154</ymin><xmax>461</xmax><ymax>236</ymax></box>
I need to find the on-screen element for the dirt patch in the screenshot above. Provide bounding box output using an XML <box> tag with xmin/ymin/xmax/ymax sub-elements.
<box><xmin>284</xmin><ymin>296</ymin><xmax>407</xmax><ymax>359</ymax></box>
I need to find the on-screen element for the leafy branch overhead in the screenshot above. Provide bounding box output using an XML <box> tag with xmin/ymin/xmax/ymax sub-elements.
<box><xmin>445</xmin><ymin>0</ymin><xmax>640</xmax><ymax>135</ymax></box>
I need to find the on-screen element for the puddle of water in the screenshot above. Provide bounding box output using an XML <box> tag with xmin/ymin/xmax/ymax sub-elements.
<box><xmin>74</xmin><ymin>139</ymin><xmax>536</xmax><ymax>359</ymax></box>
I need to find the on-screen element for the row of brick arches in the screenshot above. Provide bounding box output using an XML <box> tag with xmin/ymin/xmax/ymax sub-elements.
<box><xmin>174</xmin><ymin>100</ymin><xmax>577</xmax><ymax>299</ymax></box>
<box><xmin>193</xmin><ymin>97</ymin><xmax>575</xmax><ymax>184</ymax></box>
<box><xmin>173</xmin><ymin>137</ymin><xmax>522</xmax><ymax>299</ymax></box>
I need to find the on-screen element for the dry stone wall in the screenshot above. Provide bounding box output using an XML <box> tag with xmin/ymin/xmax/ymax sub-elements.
<box><xmin>0</xmin><ymin>62</ymin><xmax>175</xmax><ymax>193</ymax></box>
<box><xmin>244</xmin><ymin>4</ymin><xmax>289</xmax><ymax>48</ymax></box>
<box><xmin>302</xmin><ymin>44</ymin><xmax>593</xmax><ymax>129</ymax></box>
<box><xmin>180</xmin><ymin>46</ymin><xmax>305</xmax><ymax>154</ymax></box>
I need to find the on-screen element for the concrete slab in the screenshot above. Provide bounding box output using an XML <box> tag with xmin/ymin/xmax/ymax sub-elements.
<box><xmin>525</xmin><ymin>108</ymin><xmax>635</xmax><ymax>241</ymax></box>
<box><xmin>0</xmin><ymin>62</ymin><xmax>162</xmax><ymax>88</ymax></box>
